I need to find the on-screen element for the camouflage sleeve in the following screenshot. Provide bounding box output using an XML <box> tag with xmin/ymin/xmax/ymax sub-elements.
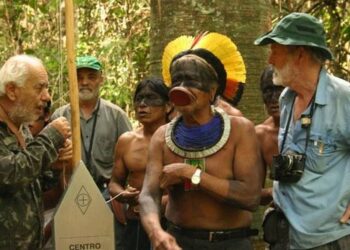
<box><xmin>50</xmin><ymin>108</ymin><xmax>60</xmax><ymax>120</ymax></box>
<box><xmin>0</xmin><ymin>125</ymin><xmax>65</xmax><ymax>188</ymax></box>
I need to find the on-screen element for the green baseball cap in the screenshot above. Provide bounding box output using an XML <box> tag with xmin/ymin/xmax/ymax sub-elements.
<box><xmin>76</xmin><ymin>56</ymin><xmax>102</xmax><ymax>71</ymax></box>
<box><xmin>254</xmin><ymin>12</ymin><xmax>333</xmax><ymax>60</ymax></box>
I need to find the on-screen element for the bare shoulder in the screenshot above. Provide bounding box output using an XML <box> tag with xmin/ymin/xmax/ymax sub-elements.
<box><xmin>150</xmin><ymin>124</ymin><xmax>167</xmax><ymax>143</ymax></box>
<box><xmin>116</xmin><ymin>130</ymin><xmax>139</xmax><ymax>149</ymax></box>
<box><xmin>227</xmin><ymin>107</ymin><xmax>243</xmax><ymax>117</ymax></box>
<box><xmin>255</xmin><ymin>117</ymin><xmax>276</xmax><ymax>137</ymax></box>
<box><xmin>229</xmin><ymin>115</ymin><xmax>255</xmax><ymax>134</ymax></box>
<box><xmin>118</xmin><ymin>130</ymin><xmax>137</xmax><ymax>141</ymax></box>
<box><xmin>255</xmin><ymin>123</ymin><xmax>270</xmax><ymax>137</ymax></box>
<box><xmin>221</xmin><ymin>105</ymin><xmax>243</xmax><ymax>117</ymax></box>
<box><xmin>216</xmin><ymin>98</ymin><xmax>243</xmax><ymax>116</ymax></box>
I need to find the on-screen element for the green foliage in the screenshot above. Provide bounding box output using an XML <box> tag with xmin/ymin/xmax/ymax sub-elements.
<box><xmin>75</xmin><ymin>0</ymin><xmax>150</xmax><ymax>110</ymax></box>
<box><xmin>0</xmin><ymin>0</ymin><xmax>150</xmax><ymax>114</ymax></box>
<box><xmin>271</xmin><ymin>0</ymin><xmax>350</xmax><ymax>80</ymax></box>
<box><xmin>0</xmin><ymin>0</ymin><xmax>348</xmax><ymax>116</ymax></box>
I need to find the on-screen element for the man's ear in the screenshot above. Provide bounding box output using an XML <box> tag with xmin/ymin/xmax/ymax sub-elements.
<box><xmin>292</xmin><ymin>46</ymin><xmax>305</xmax><ymax>65</ymax></box>
<box><xmin>5</xmin><ymin>83</ymin><xmax>18</xmax><ymax>101</ymax></box>
<box><xmin>209</xmin><ymin>86</ymin><xmax>218</xmax><ymax>103</ymax></box>
<box><xmin>165</xmin><ymin>102</ymin><xmax>176</xmax><ymax>121</ymax></box>
<box><xmin>165</xmin><ymin>102</ymin><xmax>174</xmax><ymax>114</ymax></box>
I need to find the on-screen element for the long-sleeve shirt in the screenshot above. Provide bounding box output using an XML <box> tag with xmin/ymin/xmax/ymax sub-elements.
<box><xmin>0</xmin><ymin>123</ymin><xmax>64</xmax><ymax>249</ymax></box>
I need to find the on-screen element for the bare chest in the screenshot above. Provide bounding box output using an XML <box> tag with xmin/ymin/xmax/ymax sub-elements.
<box><xmin>262</xmin><ymin>130</ymin><xmax>279</xmax><ymax>167</ymax></box>
<box><xmin>124</xmin><ymin>140</ymin><xmax>148</xmax><ymax>172</ymax></box>
<box><xmin>164</xmin><ymin>142</ymin><xmax>235</xmax><ymax>179</ymax></box>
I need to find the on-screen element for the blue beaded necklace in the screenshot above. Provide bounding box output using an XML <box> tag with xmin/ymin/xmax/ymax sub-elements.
<box><xmin>165</xmin><ymin>107</ymin><xmax>231</xmax><ymax>159</ymax></box>
<box><xmin>172</xmin><ymin>113</ymin><xmax>223</xmax><ymax>151</ymax></box>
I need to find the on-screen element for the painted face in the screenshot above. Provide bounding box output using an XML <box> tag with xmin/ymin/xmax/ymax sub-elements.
<box><xmin>135</xmin><ymin>104</ymin><xmax>168</xmax><ymax>125</ymax></box>
<box><xmin>134</xmin><ymin>86</ymin><xmax>167</xmax><ymax>107</ymax></box>
<box><xmin>77</xmin><ymin>68</ymin><xmax>103</xmax><ymax>101</ymax></box>
<box><xmin>170</xmin><ymin>54</ymin><xmax>217</xmax><ymax>93</ymax></box>
<box><xmin>10</xmin><ymin>64</ymin><xmax>50</xmax><ymax>124</ymax></box>
<box><xmin>134</xmin><ymin>86</ymin><xmax>169</xmax><ymax>124</ymax></box>
<box><xmin>263</xmin><ymin>86</ymin><xmax>284</xmax><ymax>117</ymax></box>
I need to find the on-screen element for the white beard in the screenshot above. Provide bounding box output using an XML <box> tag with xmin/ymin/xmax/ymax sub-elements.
<box><xmin>9</xmin><ymin>102</ymin><xmax>37</xmax><ymax>124</ymax></box>
<box><xmin>272</xmin><ymin>69</ymin><xmax>285</xmax><ymax>86</ymax></box>
<box><xmin>79</xmin><ymin>88</ymin><xmax>99</xmax><ymax>101</ymax></box>
<box><xmin>272</xmin><ymin>61</ymin><xmax>296</xmax><ymax>87</ymax></box>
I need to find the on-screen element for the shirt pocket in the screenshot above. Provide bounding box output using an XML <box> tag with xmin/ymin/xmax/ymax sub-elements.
<box><xmin>307</xmin><ymin>132</ymin><xmax>337</xmax><ymax>173</ymax></box>
<box><xmin>92</xmin><ymin>136</ymin><xmax>115</xmax><ymax>169</ymax></box>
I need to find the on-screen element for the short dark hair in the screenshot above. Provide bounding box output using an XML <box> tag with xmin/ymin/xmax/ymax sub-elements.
<box><xmin>134</xmin><ymin>77</ymin><xmax>174</xmax><ymax>121</ymax></box>
<box><xmin>133</xmin><ymin>77</ymin><xmax>170</xmax><ymax>103</ymax></box>
<box><xmin>260</xmin><ymin>65</ymin><xmax>274</xmax><ymax>92</ymax></box>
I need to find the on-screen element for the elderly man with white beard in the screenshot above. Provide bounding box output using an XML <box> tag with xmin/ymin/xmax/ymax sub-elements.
<box><xmin>255</xmin><ymin>12</ymin><xmax>350</xmax><ymax>249</ymax></box>
<box><xmin>0</xmin><ymin>54</ymin><xmax>72</xmax><ymax>249</ymax></box>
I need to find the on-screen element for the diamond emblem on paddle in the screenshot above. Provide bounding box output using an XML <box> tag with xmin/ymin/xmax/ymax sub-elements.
<box><xmin>75</xmin><ymin>185</ymin><xmax>92</xmax><ymax>215</ymax></box>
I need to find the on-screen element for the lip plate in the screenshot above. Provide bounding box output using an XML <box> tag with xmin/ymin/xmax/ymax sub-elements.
<box><xmin>169</xmin><ymin>87</ymin><xmax>196</xmax><ymax>106</ymax></box>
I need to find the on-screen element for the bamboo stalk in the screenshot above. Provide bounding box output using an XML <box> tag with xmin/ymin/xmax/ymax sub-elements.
<box><xmin>64</xmin><ymin>0</ymin><xmax>81</xmax><ymax>168</ymax></box>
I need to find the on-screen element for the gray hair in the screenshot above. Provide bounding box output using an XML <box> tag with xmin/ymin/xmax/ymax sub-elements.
<box><xmin>0</xmin><ymin>54</ymin><xmax>43</xmax><ymax>96</ymax></box>
<box><xmin>287</xmin><ymin>45</ymin><xmax>326</xmax><ymax>65</ymax></box>
<box><xmin>304</xmin><ymin>46</ymin><xmax>327</xmax><ymax>65</ymax></box>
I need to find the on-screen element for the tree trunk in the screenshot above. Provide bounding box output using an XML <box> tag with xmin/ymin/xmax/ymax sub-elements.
<box><xmin>149</xmin><ymin>0</ymin><xmax>272</xmax><ymax>124</ymax></box>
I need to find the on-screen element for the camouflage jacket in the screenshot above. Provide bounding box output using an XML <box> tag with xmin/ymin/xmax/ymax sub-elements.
<box><xmin>0</xmin><ymin>122</ymin><xmax>64</xmax><ymax>249</ymax></box>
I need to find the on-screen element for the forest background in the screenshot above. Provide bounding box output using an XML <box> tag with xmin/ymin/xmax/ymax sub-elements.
<box><xmin>0</xmin><ymin>0</ymin><xmax>349</xmax><ymax>124</ymax></box>
<box><xmin>0</xmin><ymin>0</ymin><xmax>349</xmax><ymax>248</ymax></box>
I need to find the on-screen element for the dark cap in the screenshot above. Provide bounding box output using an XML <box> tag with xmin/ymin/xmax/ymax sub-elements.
<box><xmin>76</xmin><ymin>56</ymin><xmax>102</xmax><ymax>71</ymax></box>
<box><xmin>254</xmin><ymin>12</ymin><xmax>332</xmax><ymax>60</ymax></box>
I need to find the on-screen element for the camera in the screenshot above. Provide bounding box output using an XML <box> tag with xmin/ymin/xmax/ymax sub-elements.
<box><xmin>270</xmin><ymin>152</ymin><xmax>306</xmax><ymax>183</ymax></box>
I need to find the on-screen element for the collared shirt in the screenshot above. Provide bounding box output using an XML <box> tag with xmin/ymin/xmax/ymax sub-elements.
<box><xmin>51</xmin><ymin>98</ymin><xmax>132</xmax><ymax>185</ymax></box>
<box><xmin>0</xmin><ymin>122</ymin><xmax>64</xmax><ymax>249</ymax></box>
<box><xmin>273</xmin><ymin>68</ymin><xmax>350</xmax><ymax>249</ymax></box>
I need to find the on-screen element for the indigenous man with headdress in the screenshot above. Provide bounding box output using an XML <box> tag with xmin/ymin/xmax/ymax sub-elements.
<box><xmin>139</xmin><ymin>33</ymin><xmax>263</xmax><ymax>250</ymax></box>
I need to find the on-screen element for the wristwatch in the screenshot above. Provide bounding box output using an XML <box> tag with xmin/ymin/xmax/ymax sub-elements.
<box><xmin>191</xmin><ymin>168</ymin><xmax>202</xmax><ymax>185</ymax></box>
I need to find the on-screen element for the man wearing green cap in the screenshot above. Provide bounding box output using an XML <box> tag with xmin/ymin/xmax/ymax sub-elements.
<box><xmin>51</xmin><ymin>55</ymin><xmax>132</xmax><ymax>249</ymax></box>
<box><xmin>255</xmin><ymin>12</ymin><xmax>350</xmax><ymax>249</ymax></box>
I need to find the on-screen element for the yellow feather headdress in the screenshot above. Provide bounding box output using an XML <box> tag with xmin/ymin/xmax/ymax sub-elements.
<box><xmin>162</xmin><ymin>32</ymin><xmax>246</xmax><ymax>105</ymax></box>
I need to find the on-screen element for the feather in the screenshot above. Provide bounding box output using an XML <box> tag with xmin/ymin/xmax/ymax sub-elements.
<box><xmin>161</xmin><ymin>32</ymin><xmax>246</xmax><ymax>104</ymax></box>
<box><xmin>162</xmin><ymin>36</ymin><xmax>193</xmax><ymax>86</ymax></box>
<box><xmin>190</xmin><ymin>31</ymin><xmax>208</xmax><ymax>49</ymax></box>
<box><xmin>193</xmin><ymin>33</ymin><xmax>246</xmax><ymax>100</ymax></box>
